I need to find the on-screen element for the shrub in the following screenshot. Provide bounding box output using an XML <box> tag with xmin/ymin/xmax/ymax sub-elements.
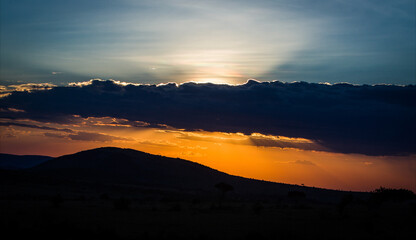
<box><xmin>371</xmin><ymin>187</ymin><xmax>415</xmax><ymax>203</ymax></box>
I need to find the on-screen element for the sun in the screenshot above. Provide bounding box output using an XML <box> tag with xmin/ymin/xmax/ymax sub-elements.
<box><xmin>191</xmin><ymin>78</ymin><xmax>233</xmax><ymax>84</ymax></box>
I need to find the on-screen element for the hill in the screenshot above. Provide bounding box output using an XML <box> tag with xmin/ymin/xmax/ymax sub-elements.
<box><xmin>5</xmin><ymin>147</ymin><xmax>404</xmax><ymax>240</ymax></box>
<box><xmin>0</xmin><ymin>153</ymin><xmax>52</xmax><ymax>170</ymax></box>
<box><xmin>30</xmin><ymin>147</ymin><xmax>357</xmax><ymax>201</ymax></box>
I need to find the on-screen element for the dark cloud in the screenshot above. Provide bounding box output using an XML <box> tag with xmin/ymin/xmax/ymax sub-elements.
<box><xmin>293</xmin><ymin>160</ymin><xmax>316</xmax><ymax>166</ymax></box>
<box><xmin>44</xmin><ymin>130</ymin><xmax>130</xmax><ymax>142</ymax></box>
<box><xmin>66</xmin><ymin>131</ymin><xmax>130</xmax><ymax>142</ymax></box>
<box><xmin>43</xmin><ymin>132</ymin><xmax>67</xmax><ymax>138</ymax></box>
<box><xmin>1</xmin><ymin>120</ymin><xmax>130</xmax><ymax>142</ymax></box>
<box><xmin>248</xmin><ymin>134</ymin><xmax>326</xmax><ymax>151</ymax></box>
<box><xmin>0</xmin><ymin>122</ymin><xmax>74</xmax><ymax>133</ymax></box>
<box><xmin>1</xmin><ymin>79</ymin><xmax>415</xmax><ymax>155</ymax></box>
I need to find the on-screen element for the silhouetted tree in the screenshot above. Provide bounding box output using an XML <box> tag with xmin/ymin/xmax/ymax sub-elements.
<box><xmin>371</xmin><ymin>187</ymin><xmax>415</xmax><ymax>202</ymax></box>
<box><xmin>367</xmin><ymin>187</ymin><xmax>415</xmax><ymax>213</ymax></box>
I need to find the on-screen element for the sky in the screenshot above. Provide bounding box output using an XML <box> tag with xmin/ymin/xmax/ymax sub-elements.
<box><xmin>1</xmin><ymin>80</ymin><xmax>415</xmax><ymax>191</ymax></box>
<box><xmin>0</xmin><ymin>0</ymin><xmax>415</xmax><ymax>192</ymax></box>
<box><xmin>1</xmin><ymin>0</ymin><xmax>415</xmax><ymax>85</ymax></box>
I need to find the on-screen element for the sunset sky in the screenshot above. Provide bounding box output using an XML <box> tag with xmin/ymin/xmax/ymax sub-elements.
<box><xmin>1</xmin><ymin>0</ymin><xmax>415</xmax><ymax>85</ymax></box>
<box><xmin>1</xmin><ymin>0</ymin><xmax>415</xmax><ymax>192</ymax></box>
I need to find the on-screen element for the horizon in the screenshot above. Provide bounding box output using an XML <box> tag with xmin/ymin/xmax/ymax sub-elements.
<box><xmin>1</xmin><ymin>0</ymin><xmax>415</xmax><ymax>193</ymax></box>
<box><xmin>2</xmin><ymin>145</ymin><xmax>414</xmax><ymax>193</ymax></box>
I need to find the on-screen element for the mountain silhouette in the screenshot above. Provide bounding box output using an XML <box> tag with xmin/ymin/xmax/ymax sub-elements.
<box><xmin>0</xmin><ymin>153</ymin><xmax>52</xmax><ymax>170</ymax></box>
<box><xmin>31</xmin><ymin>147</ymin><xmax>235</xmax><ymax>191</ymax></box>
<box><xmin>0</xmin><ymin>147</ymin><xmax>408</xmax><ymax>240</ymax></box>
<box><xmin>28</xmin><ymin>147</ymin><xmax>353</xmax><ymax>201</ymax></box>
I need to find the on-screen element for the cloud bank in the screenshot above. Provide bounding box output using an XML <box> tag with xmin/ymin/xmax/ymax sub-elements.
<box><xmin>1</xmin><ymin>79</ymin><xmax>415</xmax><ymax>156</ymax></box>
<box><xmin>0</xmin><ymin>120</ymin><xmax>131</xmax><ymax>142</ymax></box>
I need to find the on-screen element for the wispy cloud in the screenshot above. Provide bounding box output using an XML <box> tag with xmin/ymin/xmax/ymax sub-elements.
<box><xmin>44</xmin><ymin>131</ymin><xmax>131</xmax><ymax>142</ymax></box>
<box><xmin>0</xmin><ymin>83</ymin><xmax>56</xmax><ymax>98</ymax></box>
<box><xmin>169</xmin><ymin>130</ymin><xmax>326</xmax><ymax>152</ymax></box>
<box><xmin>66</xmin><ymin>131</ymin><xmax>131</xmax><ymax>142</ymax></box>
<box><xmin>0</xmin><ymin>119</ymin><xmax>132</xmax><ymax>142</ymax></box>
<box><xmin>0</xmin><ymin>121</ymin><xmax>74</xmax><ymax>133</ymax></box>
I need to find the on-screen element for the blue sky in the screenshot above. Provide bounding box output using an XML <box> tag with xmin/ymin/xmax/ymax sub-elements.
<box><xmin>1</xmin><ymin>0</ymin><xmax>415</xmax><ymax>85</ymax></box>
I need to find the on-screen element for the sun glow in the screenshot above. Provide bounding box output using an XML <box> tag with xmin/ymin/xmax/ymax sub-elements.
<box><xmin>1</xmin><ymin>117</ymin><xmax>415</xmax><ymax>192</ymax></box>
<box><xmin>167</xmin><ymin>50</ymin><xmax>246</xmax><ymax>84</ymax></box>
<box><xmin>191</xmin><ymin>78</ymin><xmax>232</xmax><ymax>84</ymax></box>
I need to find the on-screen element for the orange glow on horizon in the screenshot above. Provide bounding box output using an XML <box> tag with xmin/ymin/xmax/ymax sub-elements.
<box><xmin>1</xmin><ymin>117</ymin><xmax>415</xmax><ymax>192</ymax></box>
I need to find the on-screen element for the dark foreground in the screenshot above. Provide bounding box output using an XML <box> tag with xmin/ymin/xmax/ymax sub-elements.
<box><xmin>1</xmin><ymin>147</ymin><xmax>415</xmax><ymax>239</ymax></box>
<box><xmin>1</xmin><ymin>185</ymin><xmax>415</xmax><ymax>240</ymax></box>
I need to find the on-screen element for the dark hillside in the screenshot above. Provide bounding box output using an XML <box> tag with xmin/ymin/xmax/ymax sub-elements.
<box><xmin>30</xmin><ymin>147</ymin><xmax>363</xmax><ymax>202</ymax></box>
<box><xmin>0</xmin><ymin>153</ymin><xmax>52</xmax><ymax>170</ymax></box>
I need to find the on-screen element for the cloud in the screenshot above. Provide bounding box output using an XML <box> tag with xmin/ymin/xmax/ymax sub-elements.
<box><xmin>0</xmin><ymin>108</ymin><xmax>25</xmax><ymax>113</ymax></box>
<box><xmin>0</xmin><ymin>120</ymin><xmax>131</xmax><ymax>142</ymax></box>
<box><xmin>0</xmin><ymin>83</ymin><xmax>56</xmax><ymax>99</ymax></box>
<box><xmin>43</xmin><ymin>132</ymin><xmax>67</xmax><ymax>138</ymax></box>
<box><xmin>138</xmin><ymin>140</ymin><xmax>178</xmax><ymax>148</ymax></box>
<box><xmin>0</xmin><ymin>121</ymin><xmax>74</xmax><ymax>133</ymax></box>
<box><xmin>292</xmin><ymin>160</ymin><xmax>316</xmax><ymax>166</ymax></box>
<box><xmin>66</xmin><ymin>131</ymin><xmax>130</xmax><ymax>142</ymax></box>
<box><xmin>1</xmin><ymin>79</ymin><xmax>415</xmax><ymax>156</ymax></box>
<box><xmin>248</xmin><ymin>133</ymin><xmax>326</xmax><ymax>151</ymax></box>
<box><xmin>73</xmin><ymin>116</ymin><xmax>150</xmax><ymax>128</ymax></box>
<box><xmin>169</xmin><ymin>130</ymin><xmax>326</xmax><ymax>152</ymax></box>
<box><xmin>0</xmin><ymin>83</ymin><xmax>56</xmax><ymax>94</ymax></box>
<box><xmin>44</xmin><ymin>131</ymin><xmax>131</xmax><ymax>142</ymax></box>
